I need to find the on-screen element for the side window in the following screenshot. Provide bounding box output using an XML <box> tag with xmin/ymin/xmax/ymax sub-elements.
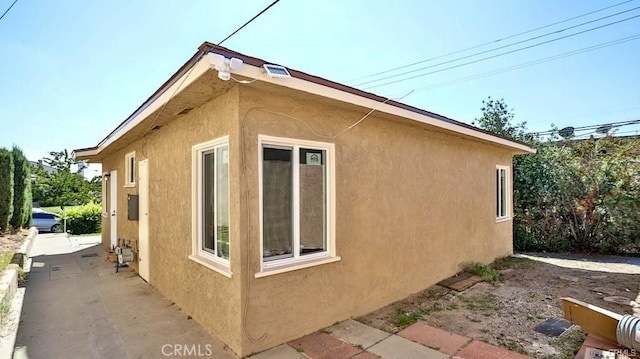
<box><xmin>496</xmin><ymin>166</ymin><xmax>510</xmax><ymax>220</ymax></box>
<box><xmin>190</xmin><ymin>137</ymin><xmax>231</xmax><ymax>277</ymax></box>
<box><xmin>125</xmin><ymin>152</ymin><xmax>136</xmax><ymax>187</ymax></box>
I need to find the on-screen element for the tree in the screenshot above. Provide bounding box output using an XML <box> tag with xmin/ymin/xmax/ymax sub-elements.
<box><xmin>31</xmin><ymin>149</ymin><xmax>100</xmax><ymax>207</ymax></box>
<box><xmin>473</xmin><ymin>97</ymin><xmax>640</xmax><ymax>255</ymax></box>
<box><xmin>0</xmin><ymin>148</ymin><xmax>14</xmax><ymax>231</ymax></box>
<box><xmin>9</xmin><ymin>146</ymin><xmax>31</xmax><ymax>229</ymax></box>
<box><xmin>472</xmin><ymin>97</ymin><xmax>527</xmax><ymax>140</ymax></box>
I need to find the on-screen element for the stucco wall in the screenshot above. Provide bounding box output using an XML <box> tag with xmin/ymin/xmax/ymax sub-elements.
<box><xmin>100</xmin><ymin>85</ymin><xmax>245</xmax><ymax>354</ymax></box>
<box><xmin>99</xmin><ymin>78</ymin><xmax>517</xmax><ymax>357</ymax></box>
<box><xmin>237</xmin><ymin>84</ymin><xmax>514</xmax><ymax>354</ymax></box>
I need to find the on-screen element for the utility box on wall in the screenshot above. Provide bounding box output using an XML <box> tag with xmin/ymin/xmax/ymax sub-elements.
<box><xmin>127</xmin><ymin>194</ymin><xmax>139</xmax><ymax>220</ymax></box>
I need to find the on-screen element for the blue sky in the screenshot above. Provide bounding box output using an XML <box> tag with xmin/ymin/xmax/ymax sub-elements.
<box><xmin>1</xmin><ymin>0</ymin><xmax>639</xmax><ymax>162</ymax></box>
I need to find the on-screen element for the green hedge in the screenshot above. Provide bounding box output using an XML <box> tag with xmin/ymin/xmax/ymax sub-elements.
<box><xmin>10</xmin><ymin>147</ymin><xmax>30</xmax><ymax>229</ymax></box>
<box><xmin>62</xmin><ymin>203</ymin><xmax>102</xmax><ymax>235</ymax></box>
<box><xmin>0</xmin><ymin>148</ymin><xmax>14</xmax><ymax>231</ymax></box>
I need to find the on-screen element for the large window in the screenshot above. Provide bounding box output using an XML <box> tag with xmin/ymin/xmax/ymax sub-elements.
<box><xmin>258</xmin><ymin>135</ymin><xmax>338</xmax><ymax>276</ymax></box>
<box><xmin>190</xmin><ymin>137</ymin><xmax>230</xmax><ymax>276</ymax></box>
<box><xmin>496</xmin><ymin>165</ymin><xmax>510</xmax><ymax>220</ymax></box>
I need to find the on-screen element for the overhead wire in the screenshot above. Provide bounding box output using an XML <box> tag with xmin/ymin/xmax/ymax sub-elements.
<box><xmin>0</xmin><ymin>0</ymin><xmax>18</xmax><ymax>22</ymax></box>
<box><xmin>140</xmin><ymin>0</ymin><xmax>280</xmax><ymax>140</ymax></box>
<box><xmin>218</xmin><ymin>0</ymin><xmax>280</xmax><ymax>45</ymax></box>
<box><xmin>527</xmin><ymin>118</ymin><xmax>640</xmax><ymax>137</ymax></box>
<box><xmin>349</xmin><ymin>0</ymin><xmax>635</xmax><ymax>83</ymax></box>
<box><xmin>361</xmin><ymin>13</ymin><xmax>640</xmax><ymax>90</ymax></box>
<box><xmin>394</xmin><ymin>33</ymin><xmax>640</xmax><ymax>94</ymax></box>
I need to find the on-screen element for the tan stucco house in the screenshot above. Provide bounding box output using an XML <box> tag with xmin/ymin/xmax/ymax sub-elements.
<box><xmin>74</xmin><ymin>42</ymin><xmax>535</xmax><ymax>357</ymax></box>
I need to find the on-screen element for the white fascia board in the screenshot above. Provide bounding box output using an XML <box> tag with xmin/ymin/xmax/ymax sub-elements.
<box><xmin>231</xmin><ymin>62</ymin><xmax>536</xmax><ymax>154</ymax></box>
<box><xmin>72</xmin><ymin>148</ymin><xmax>98</xmax><ymax>159</ymax></box>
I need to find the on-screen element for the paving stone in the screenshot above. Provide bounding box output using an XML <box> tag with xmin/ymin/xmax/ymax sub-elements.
<box><xmin>288</xmin><ymin>332</ymin><xmax>362</xmax><ymax>359</ymax></box>
<box><xmin>368</xmin><ymin>335</ymin><xmax>449</xmax><ymax>359</ymax></box>
<box><xmin>327</xmin><ymin>319</ymin><xmax>390</xmax><ymax>348</ymax></box>
<box><xmin>250</xmin><ymin>344</ymin><xmax>306</xmax><ymax>359</ymax></box>
<box><xmin>603</xmin><ymin>296</ymin><xmax>631</xmax><ymax>305</ymax></box>
<box><xmin>398</xmin><ymin>322</ymin><xmax>470</xmax><ymax>355</ymax></box>
<box><xmin>455</xmin><ymin>340</ymin><xmax>532</xmax><ymax>359</ymax></box>
<box><xmin>352</xmin><ymin>351</ymin><xmax>381</xmax><ymax>359</ymax></box>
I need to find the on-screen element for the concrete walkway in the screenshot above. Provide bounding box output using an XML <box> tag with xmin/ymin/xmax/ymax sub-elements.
<box><xmin>14</xmin><ymin>233</ymin><xmax>237</xmax><ymax>359</ymax></box>
<box><xmin>252</xmin><ymin>319</ymin><xmax>532</xmax><ymax>359</ymax></box>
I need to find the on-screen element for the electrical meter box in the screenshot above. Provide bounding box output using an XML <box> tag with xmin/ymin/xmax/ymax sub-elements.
<box><xmin>127</xmin><ymin>194</ymin><xmax>139</xmax><ymax>220</ymax></box>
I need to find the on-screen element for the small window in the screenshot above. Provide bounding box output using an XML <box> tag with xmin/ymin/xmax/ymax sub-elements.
<box><xmin>257</xmin><ymin>135</ymin><xmax>339</xmax><ymax>277</ymax></box>
<box><xmin>496</xmin><ymin>166</ymin><xmax>510</xmax><ymax>220</ymax></box>
<box><xmin>125</xmin><ymin>152</ymin><xmax>136</xmax><ymax>187</ymax></box>
<box><xmin>190</xmin><ymin>137</ymin><xmax>231</xmax><ymax>277</ymax></box>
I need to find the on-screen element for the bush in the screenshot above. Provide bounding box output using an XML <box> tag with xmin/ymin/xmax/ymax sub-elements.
<box><xmin>10</xmin><ymin>147</ymin><xmax>30</xmax><ymax>229</ymax></box>
<box><xmin>62</xmin><ymin>203</ymin><xmax>102</xmax><ymax>235</ymax></box>
<box><xmin>514</xmin><ymin>137</ymin><xmax>640</xmax><ymax>255</ymax></box>
<box><xmin>0</xmin><ymin>148</ymin><xmax>14</xmax><ymax>231</ymax></box>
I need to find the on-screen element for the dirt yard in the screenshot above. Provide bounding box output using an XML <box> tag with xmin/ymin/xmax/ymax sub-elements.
<box><xmin>0</xmin><ymin>231</ymin><xmax>26</xmax><ymax>253</ymax></box>
<box><xmin>358</xmin><ymin>253</ymin><xmax>640</xmax><ymax>359</ymax></box>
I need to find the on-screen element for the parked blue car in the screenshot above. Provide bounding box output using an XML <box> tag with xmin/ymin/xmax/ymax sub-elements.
<box><xmin>32</xmin><ymin>210</ymin><xmax>60</xmax><ymax>233</ymax></box>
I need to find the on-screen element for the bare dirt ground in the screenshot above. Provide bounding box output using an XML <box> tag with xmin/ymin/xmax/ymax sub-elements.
<box><xmin>0</xmin><ymin>230</ymin><xmax>26</xmax><ymax>253</ymax></box>
<box><xmin>358</xmin><ymin>253</ymin><xmax>640</xmax><ymax>359</ymax></box>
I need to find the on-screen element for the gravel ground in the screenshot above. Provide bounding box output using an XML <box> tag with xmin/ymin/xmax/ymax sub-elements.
<box><xmin>358</xmin><ymin>253</ymin><xmax>640</xmax><ymax>359</ymax></box>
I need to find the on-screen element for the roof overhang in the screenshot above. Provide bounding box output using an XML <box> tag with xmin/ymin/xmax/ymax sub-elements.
<box><xmin>74</xmin><ymin>43</ymin><xmax>535</xmax><ymax>161</ymax></box>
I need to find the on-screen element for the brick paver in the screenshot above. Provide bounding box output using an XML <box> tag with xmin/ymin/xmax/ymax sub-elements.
<box><xmin>455</xmin><ymin>340</ymin><xmax>532</xmax><ymax>359</ymax></box>
<box><xmin>288</xmin><ymin>332</ymin><xmax>363</xmax><ymax>359</ymax></box>
<box><xmin>399</xmin><ymin>322</ymin><xmax>471</xmax><ymax>355</ymax></box>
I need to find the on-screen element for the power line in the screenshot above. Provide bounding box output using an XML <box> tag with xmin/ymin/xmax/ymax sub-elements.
<box><xmin>141</xmin><ymin>0</ymin><xmax>281</xmax><ymax>138</ymax></box>
<box><xmin>362</xmin><ymin>13</ymin><xmax>640</xmax><ymax>90</ymax></box>
<box><xmin>528</xmin><ymin>118</ymin><xmax>640</xmax><ymax>137</ymax></box>
<box><xmin>218</xmin><ymin>0</ymin><xmax>280</xmax><ymax>45</ymax></box>
<box><xmin>357</xmin><ymin>5</ymin><xmax>640</xmax><ymax>88</ymax></box>
<box><xmin>0</xmin><ymin>0</ymin><xmax>18</xmax><ymax>22</ymax></box>
<box><xmin>400</xmin><ymin>33</ymin><xmax>640</xmax><ymax>94</ymax></box>
<box><xmin>349</xmin><ymin>0</ymin><xmax>635</xmax><ymax>83</ymax></box>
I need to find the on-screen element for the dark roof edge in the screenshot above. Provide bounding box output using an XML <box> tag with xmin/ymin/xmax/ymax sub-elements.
<box><xmin>90</xmin><ymin>42</ymin><xmax>532</xmax><ymax>153</ymax></box>
<box><xmin>200</xmin><ymin>42</ymin><xmax>532</xmax><ymax>149</ymax></box>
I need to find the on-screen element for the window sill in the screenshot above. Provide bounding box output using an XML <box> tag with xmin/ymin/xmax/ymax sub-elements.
<box><xmin>124</xmin><ymin>183</ymin><xmax>136</xmax><ymax>188</ymax></box>
<box><xmin>188</xmin><ymin>255</ymin><xmax>232</xmax><ymax>278</ymax></box>
<box><xmin>496</xmin><ymin>216</ymin><xmax>512</xmax><ymax>223</ymax></box>
<box><xmin>255</xmin><ymin>256</ymin><xmax>341</xmax><ymax>278</ymax></box>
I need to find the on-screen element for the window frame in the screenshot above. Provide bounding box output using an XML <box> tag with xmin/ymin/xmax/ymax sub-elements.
<box><xmin>124</xmin><ymin>152</ymin><xmax>136</xmax><ymax>187</ymax></box>
<box><xmin>256</xmin><ymin>135</ymin><xmax>339</xmax><ymax>278</ymax></box>
<box><xmin>189</xmin><ymin>136</ymin><xmax>232</xmax><ymax>278</ymax></box>
<box><xmin>496</xmin><ymin>165</ymin><xmax>511</xmax><ymax>221</ymax></box>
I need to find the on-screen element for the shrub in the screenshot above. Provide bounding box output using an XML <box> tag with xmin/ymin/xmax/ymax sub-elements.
<box><xmin>62</xmin><ymin>203</ymin><xmax>102</xmax><ymax>235</ymax></box>
<box><xmin>463</xmin><ymin>262</ymin><xmax>500</xmax><ymax>283</ymax></box>
<box><xmin>0</xmin><ymin>148</ymin><xmax>14</xmax><ymax>231</ymax></box>
<box><xmin>10</xmin><ymin>147</ymin><xmax>30</xmax><ymax>229</ymax></box>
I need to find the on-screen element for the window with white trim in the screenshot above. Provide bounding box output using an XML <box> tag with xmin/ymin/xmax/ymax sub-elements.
<box><xmin>124</xmin><ymin>152</ymin><xmax>136</xmax><ymax>187</ymax></box>
<box><xmin>496</xmin><ymin>165</ymin><xmax>510</xmax><ymax>220</ymax></box>
<box><xmin>190</xmin><ymin>137</ymin><xmax>230</xmax><ymax>275</ymax></box>
<box><xmin>258</xmin><ymin>135</ymin><xmax>338</xmax><ymax>275</ymax></box>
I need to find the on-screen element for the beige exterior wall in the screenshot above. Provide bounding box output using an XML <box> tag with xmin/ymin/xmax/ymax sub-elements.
<box><xmin>98</xmin><ymin>77</ymin><xmax>517</xmax><ymax>357</ymax></box>
<box><xmin>237</xmin><ymin>85</ymin><xmax>514</xmax><ymax>355</ymax></box>
<box><xmin>100</xmin><ymin>86</ymin><xmax>245</xmax><ymax>354</ymax></box>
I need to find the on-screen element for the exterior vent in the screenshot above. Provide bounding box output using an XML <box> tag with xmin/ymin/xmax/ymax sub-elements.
<box><xmin>263</xmin><ymin>64</ymin><xmax>291</xmax><ymax>78</ymax></box>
